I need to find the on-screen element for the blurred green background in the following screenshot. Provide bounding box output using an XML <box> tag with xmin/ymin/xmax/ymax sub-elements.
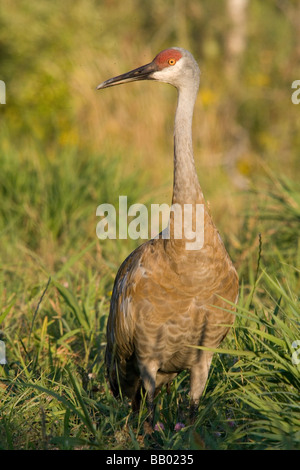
<box><xmin>0</xmin><ymin>0</ymin><xmax>300</xmax><ymax>450</ymax></box>
<box><xmin>1</xmin><ymin>0</ymin><xmax>299</xmax><ymax>259</ymax></box>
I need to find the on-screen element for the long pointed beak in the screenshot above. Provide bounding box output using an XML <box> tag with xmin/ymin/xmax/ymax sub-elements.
<box><xmin>96</xmin><ymin>61</ymin><xmax>158</xmax><ymax>90</ymax></box>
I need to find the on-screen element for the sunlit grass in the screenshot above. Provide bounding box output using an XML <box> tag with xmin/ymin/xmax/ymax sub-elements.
<box><xmin>0</xmin><ymin>141</ymin><xmax>299</xmax><ymax>448</ymax></box>
<box><xmin>0</xmin><ymin>0</ymin><xmax>300</xmax><ymax>451</ymax></box>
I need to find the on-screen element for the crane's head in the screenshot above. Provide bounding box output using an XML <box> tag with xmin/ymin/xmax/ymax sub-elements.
<box><xmin>96</xmin><ymin>48</ymin><xmax>200</xmax><ymax>92</ymax></box>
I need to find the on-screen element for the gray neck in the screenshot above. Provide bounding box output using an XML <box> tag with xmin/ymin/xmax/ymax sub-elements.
<box><xmin>172</xmin><ymin>85</ymin><xmax>203</xmax><ymax>205</ymax></box>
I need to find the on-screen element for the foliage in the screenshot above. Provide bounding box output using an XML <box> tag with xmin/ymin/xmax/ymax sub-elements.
<box><xmin>0</xmin><ymin>0</ymin><xmax>299</xmax><ymax>450</ymax></box>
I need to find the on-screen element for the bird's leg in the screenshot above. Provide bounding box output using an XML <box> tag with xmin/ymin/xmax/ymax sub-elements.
<box><xmin>189</xmin><ymin>351</ymin><xmax>213</xmax><ymax>423</ymax></box>
<box><xmin>145</xmin><ymin>391</ymin><xmax>155</xmax><ymax>434</ymax></box>
<box><xmin>139</xmin><ymin>361</ymin><xmax>158</xmax><ymax>434</ymax></box>
<box><xmin>189</xmin><ymin>401</ymin><xmax>199</xmax><ymax>424</ymax></box>
<box><xmin>131</xmin><ymin>384</ymin><xmax>142</xmax><ymax>413</ymax></box>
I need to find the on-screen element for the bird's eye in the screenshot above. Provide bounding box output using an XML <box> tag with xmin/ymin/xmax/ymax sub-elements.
<box><xmin>168</xmin><ymin>58</ymin><xmax>176</xmax><ymax>66</ymax></box>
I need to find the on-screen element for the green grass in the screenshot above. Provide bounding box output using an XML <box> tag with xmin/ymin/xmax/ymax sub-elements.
<box><xmin>0</xmin><ymin>139</ymin><xmax>299</xmax><ymax>450</ymax></box>
<box><xmin>0</xmin><ymin>0</ymin><xmax>300</xmax><ymax>451</ymax></box>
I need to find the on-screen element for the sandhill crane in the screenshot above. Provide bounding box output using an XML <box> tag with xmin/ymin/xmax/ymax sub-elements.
<box><xmin>97</xmin><ymin>48</ymin><xmax>239</xmax><ymax>431</ymax></box>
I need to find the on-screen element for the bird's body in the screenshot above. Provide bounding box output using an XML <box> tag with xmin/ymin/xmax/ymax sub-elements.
<box><xmin>97</xmin><ymin>48</ymin><xmax>239</xmax><ymax>426</ymax></box>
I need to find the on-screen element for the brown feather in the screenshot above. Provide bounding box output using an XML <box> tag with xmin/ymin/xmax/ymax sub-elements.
<box><xmin>100</xmin><ymin>48</ymin><xmax>239</xmax><ymax>428</ymax></box>
<box><xmin>105</xmin><ymin>206</ymin><xmax>238</xmax><ymax>410</ymax></box>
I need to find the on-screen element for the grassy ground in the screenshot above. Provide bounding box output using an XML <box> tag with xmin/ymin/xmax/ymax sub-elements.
<box><xmin>0</xmin><ymin>0</ymin><xmax>300</xmax><ymax>450</ymax></box>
